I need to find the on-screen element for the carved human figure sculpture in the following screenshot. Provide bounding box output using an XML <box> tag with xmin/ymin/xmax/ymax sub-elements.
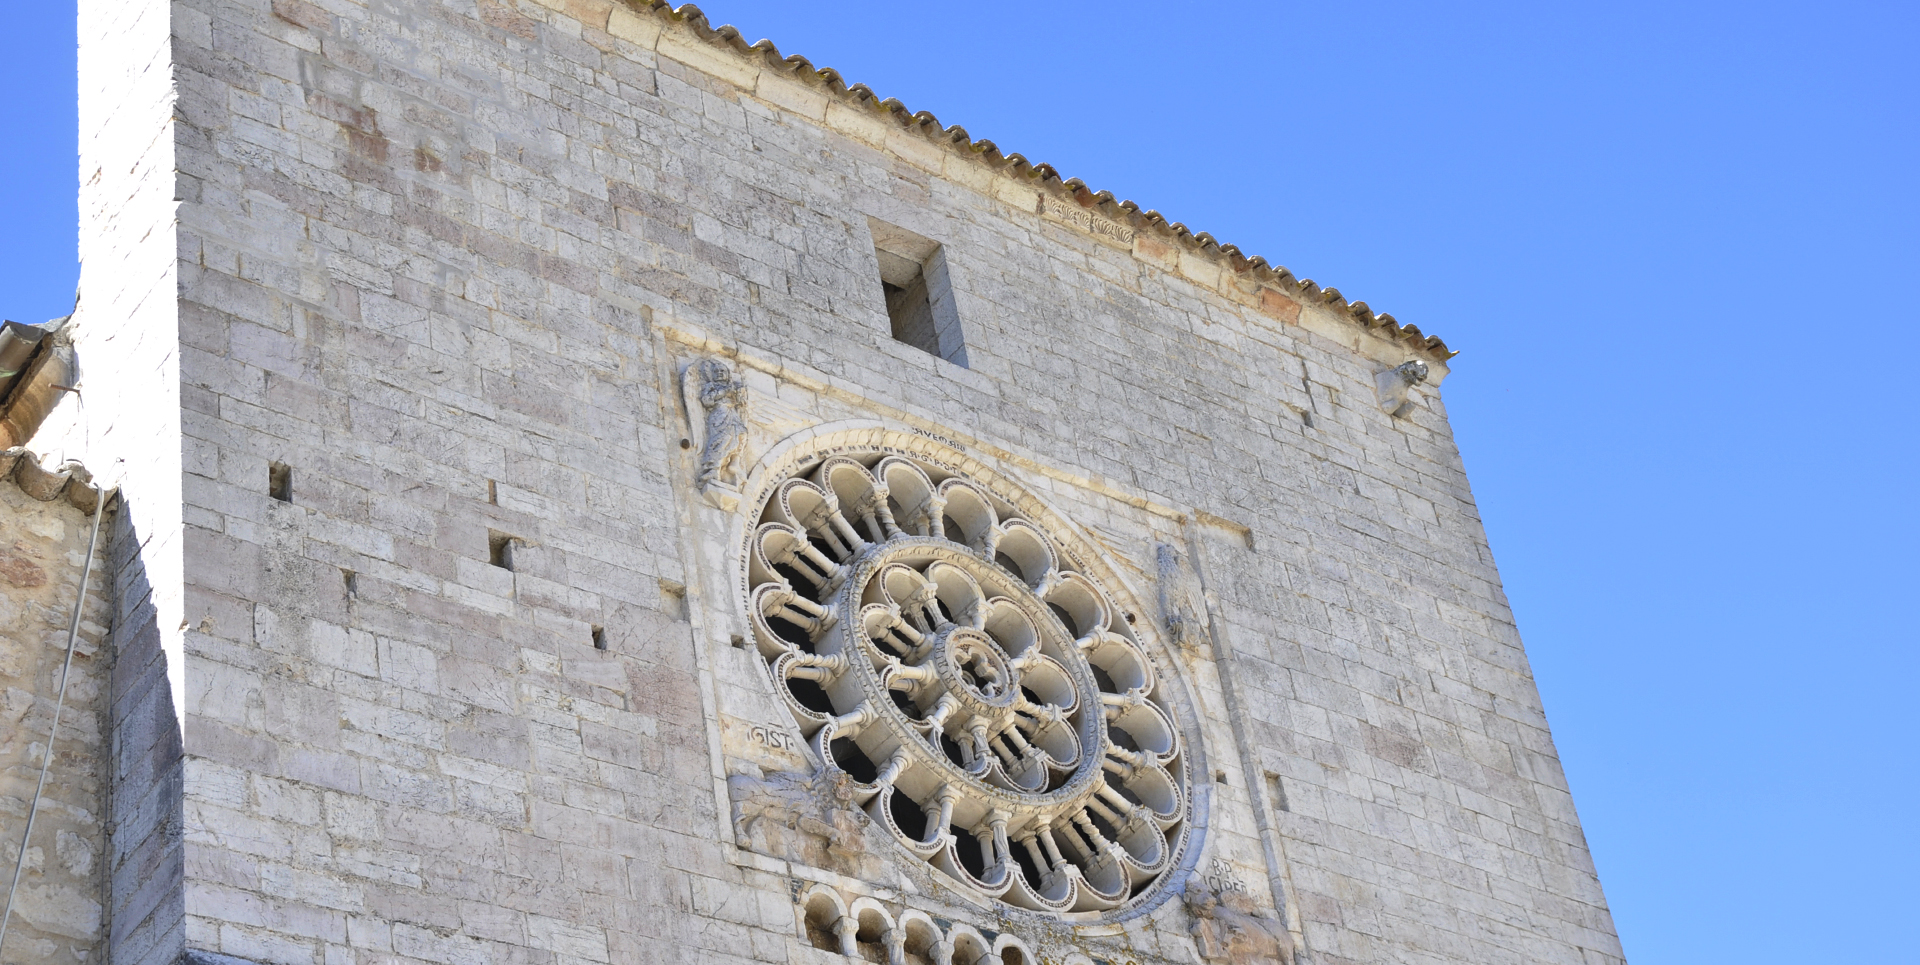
<box><xmin>689</xmin><ymin>357</ymin><xmax>747</xmax><ymax>492</ymax></box>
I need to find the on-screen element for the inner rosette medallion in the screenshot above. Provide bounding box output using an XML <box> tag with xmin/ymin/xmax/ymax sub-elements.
<box><xmin>745</xmin><ymin>451</ymin><xmax>1191</xmax><ymax>913</ymax></box>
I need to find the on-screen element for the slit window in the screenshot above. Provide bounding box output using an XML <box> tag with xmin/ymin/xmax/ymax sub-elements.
<box><xmin>1266</xmin><ymin>771</ymin><xmax>1290</xmax><ymax>812</ymax></box>
<box><xmin>268</xmin><ymin>462</ymin><xmax>292</xmax><ymax>503</ymax></box>
<box><xmin>869</xmin><ymin>218</ymin><xmax>968</xmax><ymax>367</ymax></box>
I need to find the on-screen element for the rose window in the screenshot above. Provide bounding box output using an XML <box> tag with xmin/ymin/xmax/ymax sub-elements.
<box><xmin>746</xmin><ymin>452</ymin><xmax>1190</xmax><ymax>913</ymax></box>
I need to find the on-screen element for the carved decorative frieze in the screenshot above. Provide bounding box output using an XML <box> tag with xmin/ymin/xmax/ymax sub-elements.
<box><xmin>1040</xmin><ymin>195</ymin><xmax>1136</xmax><ymax>245</ymax></box>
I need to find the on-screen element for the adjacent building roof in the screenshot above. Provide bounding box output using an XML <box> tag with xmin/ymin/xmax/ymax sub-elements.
<box><xmin>0</xmin><ymin>317</ymin><xmax>73</xmax><ymax>451</ymax></box>
<box><xmin>1</xmin><ymin>448</ymin><xmax>103</xmax><ymax>514</ymax></box>
<box><xmin>631</xmin><ymin>2</ymin><xmax>1457</xmax><ymax>360</ymax></box>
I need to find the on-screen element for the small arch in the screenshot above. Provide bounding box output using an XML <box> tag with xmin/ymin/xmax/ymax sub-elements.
<box><xmin>993</xmin><ymin>935</ymin><xmax>1036</xmax><ymax>965</ymax></box>
<box><xmin>798</xmin><ymin>886</ymin><xmax>846</xmax><ymax>953</ymax></box>
<box><xmin>898</xmin><ymin>911</ymin><xmax>942</xmax><ymax>965</ymax></box>
<box><xmin>947</xmin><ymin>925</ymin><xmax>995</xmax><ymax>965</ymax></box>
<box><xmin>847</xmin><ymin>897</ymin><xmax>895</xmax><ymax>964</ymax></box>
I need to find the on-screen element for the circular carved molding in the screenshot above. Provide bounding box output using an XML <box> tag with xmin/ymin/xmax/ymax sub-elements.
<box><xmin>745</xmin><ymin>448</ymin><xmax>1192</xmax><ymax>914</ymax></box>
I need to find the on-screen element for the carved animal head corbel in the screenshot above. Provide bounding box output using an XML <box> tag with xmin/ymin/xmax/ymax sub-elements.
<box><xmin>1374</xmin><ymin>359</ymin><xmax>1430</xmax><ymax>417</ymax></box>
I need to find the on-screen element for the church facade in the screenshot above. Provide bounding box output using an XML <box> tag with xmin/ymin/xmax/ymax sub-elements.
<box><xmin>0</xmin><ymin>2</ymin><xmax>1625</xmax><ymax>964</ymax></box>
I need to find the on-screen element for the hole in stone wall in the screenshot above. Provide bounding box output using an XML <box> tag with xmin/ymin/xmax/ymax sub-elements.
<box><xmin>591</xmin><ymin>625</ymin><xmax>607</xmax><ymax>650</ymax></box>
<box><xmin>730</xmin><ymin>634</ymin><xmax>749</xmax><ymax>650</ymax></box>
<box><xmin>268</xmin><ymin>462</ymin><xmax>292</xmax><ymax>503</ymax></box>
<box><xmin>488</xmin><ymin>531</ymin><xmax>516</xmax><ymax>571</ymax></box>
<box><xmin>1266</xmin><ymin>771</ymin><xmax>1290</xmax><ymax>812</ymax></box>
<box><xmin>870</xmin><ymin>217</ymin><xmax>968</xmax><ymax>367</ymax></box>
<box><xmin>487</xmin><ymin>478</ymin><xmax>498</xmax><ymax>505</ymax></box>
<box><xmin>341</xmin><ymin>568</ymin><xmax>357</xmax><ymax>597</ymax></box>
<box><xmin>1215</xmin><ymin>770</ymin><xmax>1229</xmax><ymax>786</ymax></box>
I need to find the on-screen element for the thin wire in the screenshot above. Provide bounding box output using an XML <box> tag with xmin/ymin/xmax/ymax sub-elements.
<box><xmin>0</xmin><ymin>484</ymin><xmax>106</xmax><ymax>959</ymax></box>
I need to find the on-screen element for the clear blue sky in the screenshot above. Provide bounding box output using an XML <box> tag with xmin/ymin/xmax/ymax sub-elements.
<box><xmin>5</xmin><ymin>2</ymin><xmax>1915</xmax><ymax>961</ymax></box>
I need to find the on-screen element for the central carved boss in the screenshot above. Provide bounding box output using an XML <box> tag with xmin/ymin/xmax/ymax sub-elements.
<box><xmin>747</xmin><ymin>451</ymin><xmax>1190</xmax><ymax>914</ymax></box>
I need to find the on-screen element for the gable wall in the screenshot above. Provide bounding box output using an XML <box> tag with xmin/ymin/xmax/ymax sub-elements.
<box><xmin>59</xmin><ymin>0</ymin><xmax>1631</xmax><ymax>963</ymax></box>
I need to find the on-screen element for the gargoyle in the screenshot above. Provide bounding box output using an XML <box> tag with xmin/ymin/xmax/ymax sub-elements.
<box><xmin>1374</xmin><ymin>359</ymin><xmax>1430</xmax><ymax>417</ymax></box>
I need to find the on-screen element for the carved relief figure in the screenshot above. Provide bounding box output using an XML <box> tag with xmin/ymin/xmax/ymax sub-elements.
<box><xmin>685</xmin><ymin>357</ymin><xmax>747</xmax><ymax>493</ymax></box>
<box><xmin>727</xmin><ymin>767</ymin><xmax>869</xmax><ymax>867</ymax></box>
<box><xmin>1183</xmin><ymin>872</ymin><xmax>1295</xmax><ymax>965</ymax></box>
<box><xmin>1156</xmin><ymin>542</ymin><xmax>1208</xmax><ymax>655</ymax></box>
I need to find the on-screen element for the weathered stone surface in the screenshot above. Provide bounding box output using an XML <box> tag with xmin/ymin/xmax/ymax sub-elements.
<box><xmin>0</xmin><ymin>464</ymin><xmax>112</xmax><ymax>964</ymax></box>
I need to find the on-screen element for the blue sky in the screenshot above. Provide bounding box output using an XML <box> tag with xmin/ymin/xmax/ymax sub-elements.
<box><xmin>5</xmin><ymin>2</ymin><xmax>1916</xmax><ymax>962</ymax></box>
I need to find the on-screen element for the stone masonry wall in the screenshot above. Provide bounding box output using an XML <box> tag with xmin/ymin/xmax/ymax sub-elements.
<box><xmin>73</xmin><ymin>0</ymin><xmax>1623</xmax><ymax>963</ymax></box>
<box><xmin>0</xmin><ymin>456</ymin><xmax>112</xmax><ymax>964</ymax></box>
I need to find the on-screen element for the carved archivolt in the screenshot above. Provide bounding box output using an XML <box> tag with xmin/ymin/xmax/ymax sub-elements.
<box><xmin>746</xmin><ymin>450</ymin><xmax>1191</xmax><ymax>914</ymax></box>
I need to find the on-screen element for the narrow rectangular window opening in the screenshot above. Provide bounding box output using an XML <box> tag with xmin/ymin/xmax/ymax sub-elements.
<box><xmin>488</xmin><ymin>531</ymin><xmax>516</xmax><ymax>571</ymax></box>
<box><xmin>591</xmin><ymin>625</ymin><xmax>607</xmax><ymax>650</ymax></box>
<box><xmin>341</xmin><ymin>568</ymin><xmax>358</xmax><ymax>597</ymax></box>
<box><xmin>1266</xmin><ymin>772</ymin><xmax>1291</xmax><ymax>812</ymax></box>
<box><xmin>869</xmin><ymin>218</ymin><xmax>968</xmax><ymax>367</ymax></box>
<box><xmin>268</xmin><ymin>462</ymin><xmax>292</xmax><ymax>503</ymax></box>
<box><xmin>487</xmin><ymin>479</ymin><xmax>498</xmax><ymax>505</ymax></box>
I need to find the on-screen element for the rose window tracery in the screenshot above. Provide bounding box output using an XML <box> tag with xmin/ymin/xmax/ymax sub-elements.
<box><xmin>746</xmin><ymin>451</ymin><xmax>1191</xmax><ymax>913</ymax></box>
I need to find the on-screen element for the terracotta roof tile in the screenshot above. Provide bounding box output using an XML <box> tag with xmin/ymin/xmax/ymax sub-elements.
<box><xmin>1</xmin><ymin>448</ymin><xmax>105</xmax><ymax>514</ymax></box>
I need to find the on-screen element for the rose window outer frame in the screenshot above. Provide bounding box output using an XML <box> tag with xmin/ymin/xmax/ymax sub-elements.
<box><xmin>738</xmin><ymin>437</ymin><xmax>1201</xmax><ymax>918</ymax></box>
